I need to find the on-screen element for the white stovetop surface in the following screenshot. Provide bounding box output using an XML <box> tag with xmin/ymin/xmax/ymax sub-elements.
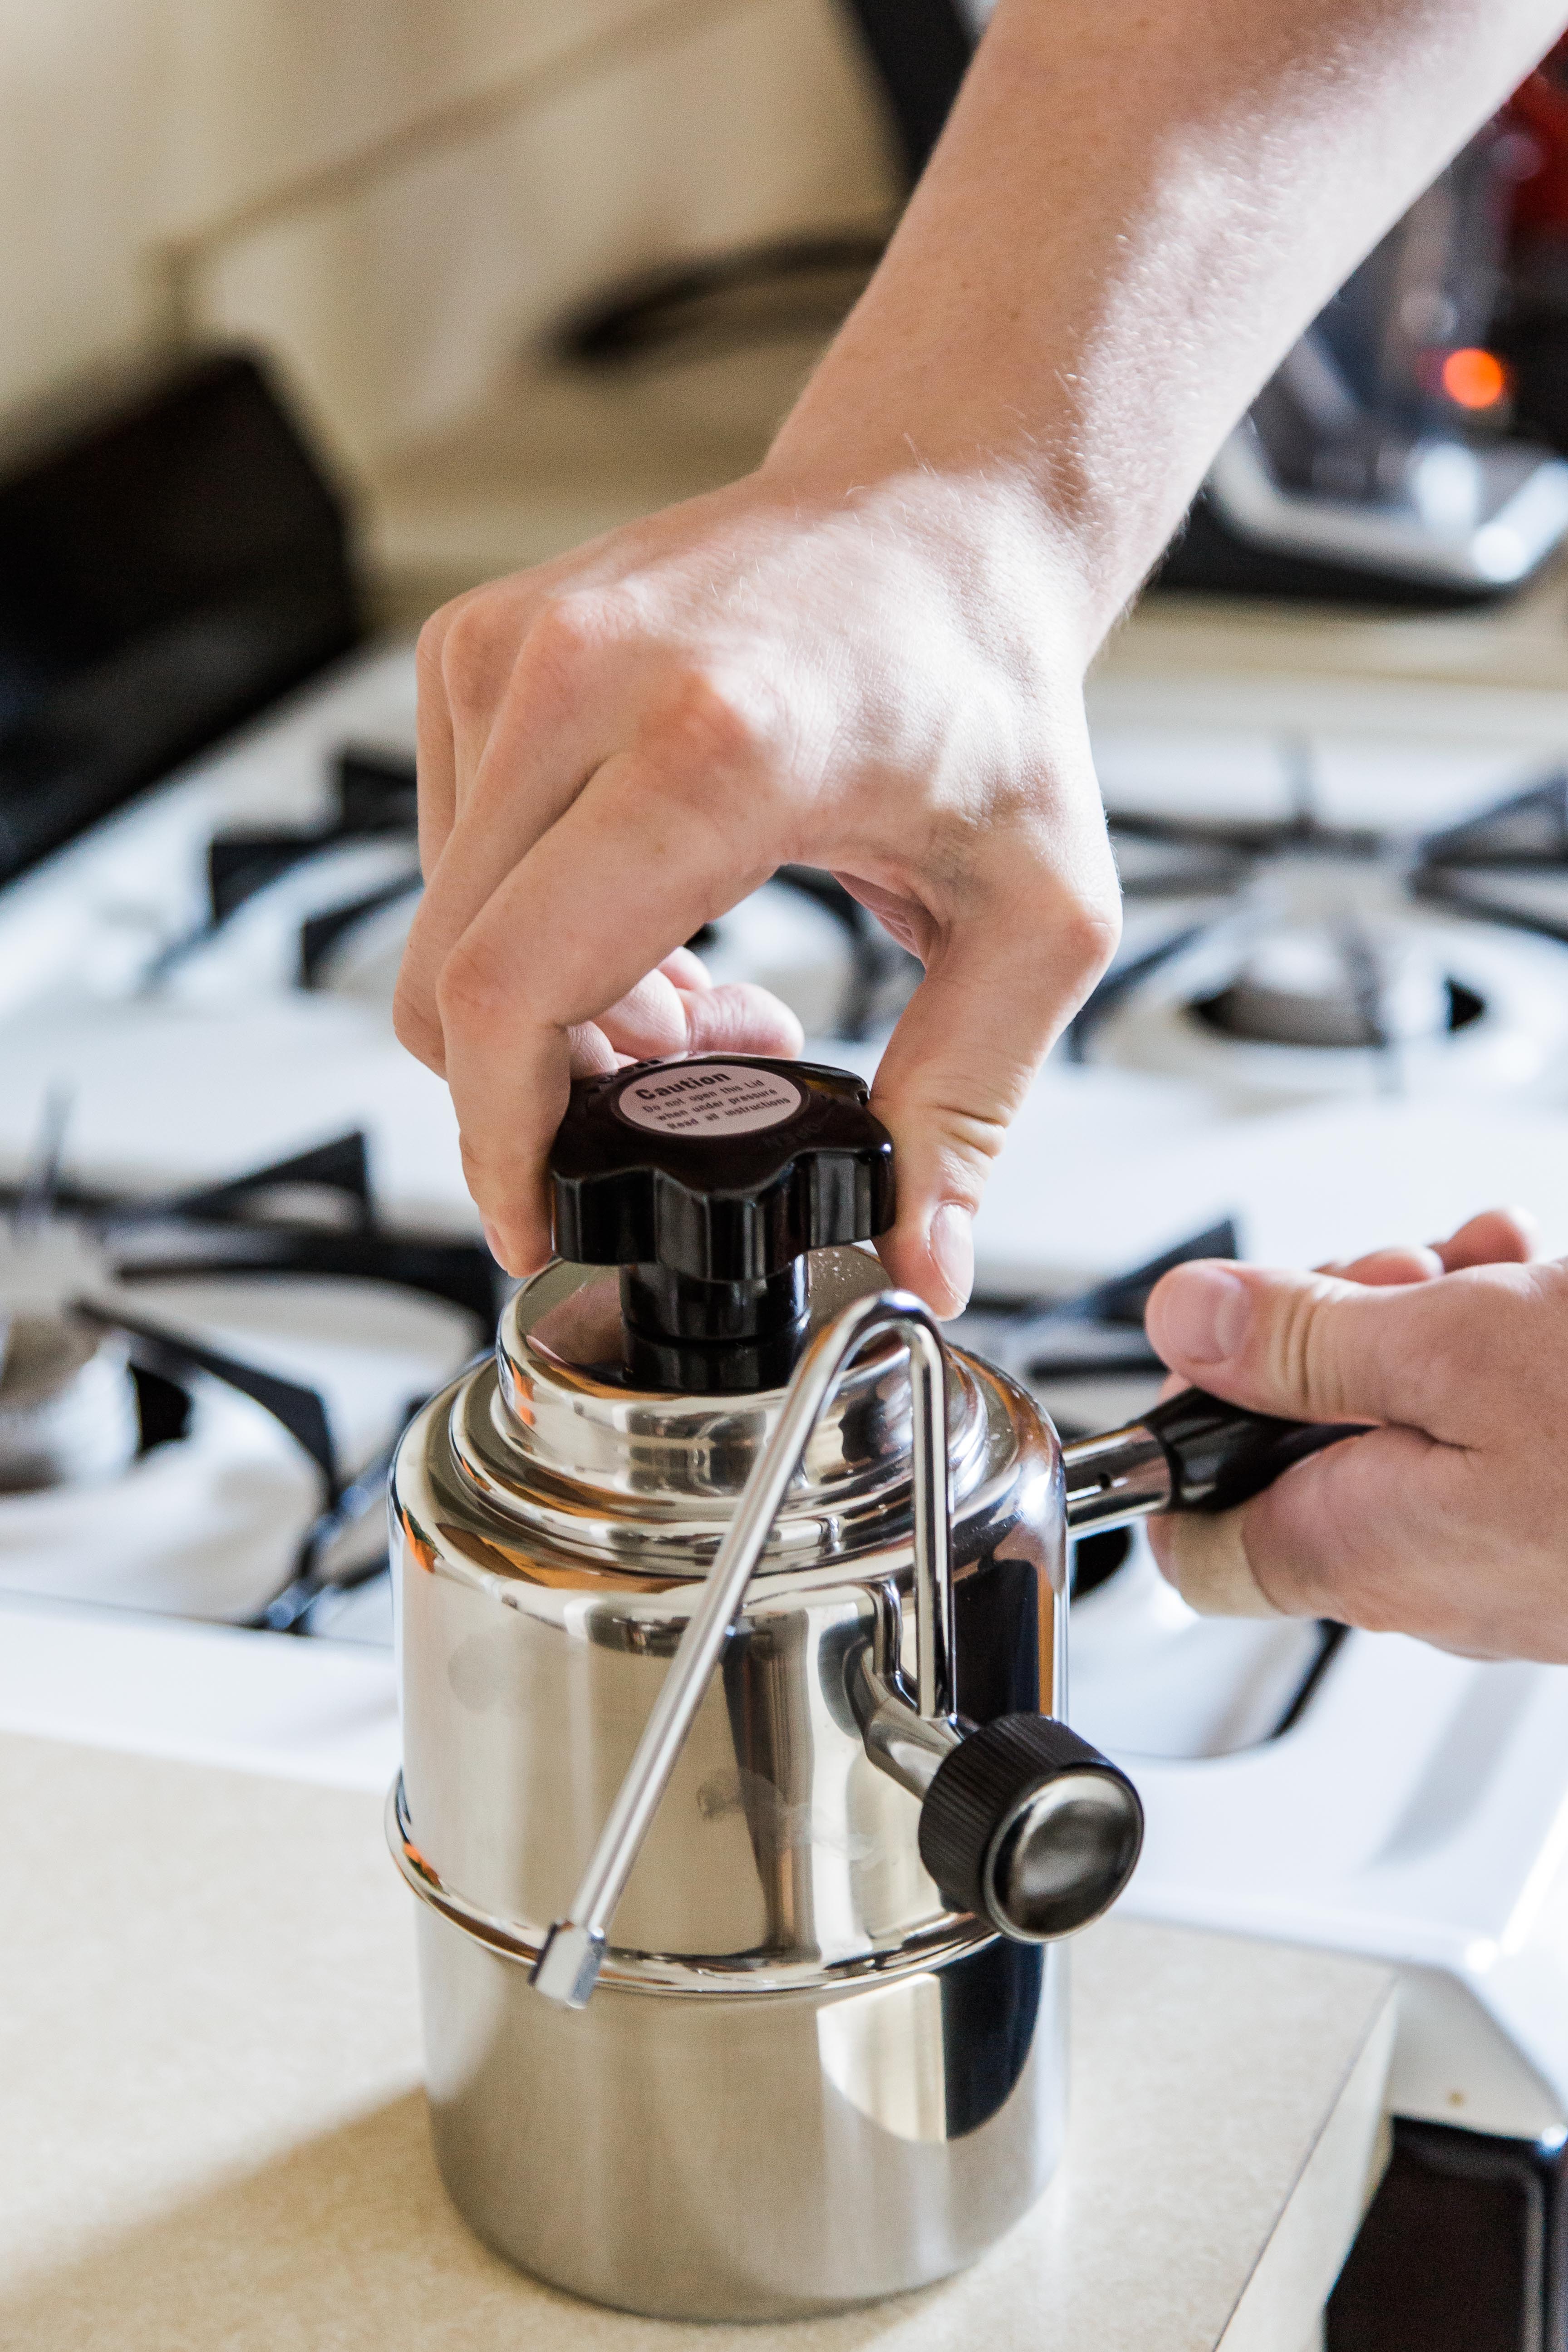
<box><xmin>0</xmin><ymin>1593</ymin><xmax>399</xmax><ymax>1789</ymax></box>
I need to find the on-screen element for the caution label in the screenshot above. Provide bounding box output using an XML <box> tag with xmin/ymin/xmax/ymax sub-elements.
<box><xmin>615</xmin><ymin>1063</ymin><xmax>803</xmax><ymax>1138</ymax></box>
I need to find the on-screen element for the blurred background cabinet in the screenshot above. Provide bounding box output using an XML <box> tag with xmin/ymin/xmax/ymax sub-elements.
<box><xmin>0</xmin><ymin>0</ymin><xmax>897</xmax><ymax>614</ymax></box>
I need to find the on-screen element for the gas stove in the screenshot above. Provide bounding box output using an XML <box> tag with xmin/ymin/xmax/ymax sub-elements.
<box><xmin>5</xmin><ymin>631</ymin><xmax>1568</xmax><ymax>2165</ymax></box>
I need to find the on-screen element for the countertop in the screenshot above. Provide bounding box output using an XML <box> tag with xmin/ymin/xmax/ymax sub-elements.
<box><xmin>0</xmin><ymin>1729</ymin><xmax>1394</xmax><ymax>2352</ymax></box>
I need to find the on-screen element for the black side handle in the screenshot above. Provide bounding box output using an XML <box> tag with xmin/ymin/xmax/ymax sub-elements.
<box><xmin>1143</xmin><ymin>1388</ymin><xmax>1370</xmax><ymax>1516</ymax></box>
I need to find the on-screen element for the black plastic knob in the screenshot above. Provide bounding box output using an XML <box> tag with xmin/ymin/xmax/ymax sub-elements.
<box><xmin>918</xmin><ymin>1715</ymin><xmax>1144</xmax><ymax>1943</ymax></box>
<box><xmin>549</xmin><ymin>1055</ymin><xmax>894</xmax><ymax>1392</ymax></box>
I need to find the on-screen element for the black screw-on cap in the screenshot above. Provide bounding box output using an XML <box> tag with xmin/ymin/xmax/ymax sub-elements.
<box><xmin>919</xmin><ymin>1715</ymin><xmax>1144</xmax><ymax>1943</ymax></box>
<box><xmin>549</xmin><ymin>1055</ymin><xmax>895</xmax><ymax>1391</ymax></box>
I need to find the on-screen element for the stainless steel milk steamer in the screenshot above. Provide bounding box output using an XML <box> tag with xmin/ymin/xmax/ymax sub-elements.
<box><xmin>388</xmin><ymin>1051</ymin><xmax>1366</xmax><ymax>2321</ymax></box>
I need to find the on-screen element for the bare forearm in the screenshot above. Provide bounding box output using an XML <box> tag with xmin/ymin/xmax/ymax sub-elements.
<box><xmin>771</xmin><ymin>0</ymin><xmax>1565</xmax><ymax>640</ymax></box>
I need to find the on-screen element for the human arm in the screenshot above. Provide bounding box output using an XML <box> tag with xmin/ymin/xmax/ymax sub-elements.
<box><xmin>394</xmin><ymin>0</ymin><xmax>1568</xmax><ymax>1305</ymax></box>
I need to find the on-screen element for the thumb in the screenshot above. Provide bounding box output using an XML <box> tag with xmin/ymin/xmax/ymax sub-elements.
<box><xmin>872</xmin><ymin>861</ymin><xmax>1118</xmax><ymax>1316</ymax></box>
<box><xmin>1144</xmin><ymin>1259</ymin><xmax>1451</xmax><ymax>1430</ymax></box>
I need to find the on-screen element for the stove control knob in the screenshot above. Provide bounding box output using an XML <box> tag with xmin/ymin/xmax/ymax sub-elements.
<box><xmin>918</xmin><ymin>1716</ymin><xmax>1144</xmax><ymax>1943</ymax></box>
<box><xmin>549</xmin><ymin>1054</ymin><xmax>894</xmax><ymax>1391</ymax></box>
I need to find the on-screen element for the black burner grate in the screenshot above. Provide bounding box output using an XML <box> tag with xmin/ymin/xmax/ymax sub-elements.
<box><xmin>1070</xmin><ymin>763</ymin><xmax>1568</xmax><ymax>1059</ymax></box>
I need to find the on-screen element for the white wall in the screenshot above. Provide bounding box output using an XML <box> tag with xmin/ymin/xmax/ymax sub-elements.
<box><xmin>0</xmin><ymin>0</ymin><xmax>895</xmax><ymax>477</ymax></box>
<box><xmin>0</xmin><ymin>0</ymin><xmax>169</xmax><ymax>424</ymax></box>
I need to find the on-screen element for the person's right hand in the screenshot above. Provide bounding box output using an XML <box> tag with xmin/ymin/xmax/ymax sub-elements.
<box><xmin>392</xmin><ymin>466</ymin><xmax>1121</xmax><ymax>1314</ymax></box>
<box><xmin>1143</xmin><ymin>1208</ymin><xmax>1568</xmax><ymax>1663</ymax></box>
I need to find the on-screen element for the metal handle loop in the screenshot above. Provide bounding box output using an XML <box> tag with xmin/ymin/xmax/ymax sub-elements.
<box><xmin>531</xmin><ymin>1288</ymin><xmax>952</xmax><ymax>2006</ymax></box>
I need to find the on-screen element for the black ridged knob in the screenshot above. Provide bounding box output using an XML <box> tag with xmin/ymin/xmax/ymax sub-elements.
<box><xmin>918</xmin><ymin>1716</ymin><xmax>1144</xmax><ymax>1943</ymax></box>
<box><xmin>549</xmin><ymin>1055</ymin><xmax>894</xmax><ymax>1392</ymax></box>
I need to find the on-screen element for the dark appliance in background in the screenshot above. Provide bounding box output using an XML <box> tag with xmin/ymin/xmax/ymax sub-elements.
<box><xmin>1495</xmin><ymin>41</ymin><xmax>1568</xmax><ymax>476</ymax></box>
<box><xmin>1327</xmin><ymin>2123</ymin><xmax>1568</xmax><ymax>2352</ymax></box>
<box><xmin>549</xmin><ymin>0</ymin><xmax>963</xmax><ymax>368</ymax></box>
<box><xmin>834</xmin><ymin>0</ymin><xmax>974</xmax><ymax>187</ymax></box>
<box><xmin>0</xmin><ymin>348</ymin><xmax>362</xmax><ymax>887</ymax></box>
<box><xmin>1163</xmin><ymin>93</ymin><xmax>1568</xmax><ymax>605</ymax></box>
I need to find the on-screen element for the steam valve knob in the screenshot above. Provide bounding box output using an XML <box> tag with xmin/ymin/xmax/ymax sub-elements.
<box><xmin>918</xmin><ymin>1715</ymin><xmax>1144</xmax><ymax>1943</ymax></box>
<box><xmin>548</xmin><ymin>1054</ymin><xmax>895</xmax><ymax>1392</ymax></box>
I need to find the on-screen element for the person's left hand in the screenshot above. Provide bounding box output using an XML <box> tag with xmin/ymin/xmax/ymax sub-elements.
<box><xmin>1141</xmin><ymin>1207</ymin><xmax>1568</xmax><ymax>1661</ymax></box>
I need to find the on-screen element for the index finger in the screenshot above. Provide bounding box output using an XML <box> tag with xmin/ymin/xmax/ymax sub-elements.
<box><xmin>436</xmin><ymin>749</ymin><xmax>779</xmax><ymax>1271</ymax></box>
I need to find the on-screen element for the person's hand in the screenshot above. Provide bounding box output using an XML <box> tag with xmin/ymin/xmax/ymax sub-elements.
<box><xmin>392</xmin><ymin>467</ymin><xmax>1118</xmax><ymax>1313</ymax></box>
<box><xmin>1141</xmin><ymin>1208</ymin><xmax>1568</xmax><ymax>1662</ymax></box>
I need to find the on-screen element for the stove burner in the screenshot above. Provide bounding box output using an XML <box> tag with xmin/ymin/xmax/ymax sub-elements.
<box><xmin>959</xmin><ymin>1214</ymin><xmax>1344</xmax><ymax>1743</ymax></box>
<box><xmin>172</xmin><ymin>745</ymin><xmax>918</xmax><ymax>1042</ymax></box>
<box><xmin>1419</xmin><ymin>774</ymin><xmax>1568</xmax><ymax>866</ymax></box>
<box><xmin>1412</xmin><ymin>775</ymin><xmax>1568</xmax><ymax>949</ymax></box>
<box><xmin>0</xmin><ymin>1112</ymin><xmax>498</xmax><ymax>1628</ymax></box>
<box><xmin>206</xmin><ymin>744</ymin><xmax>418</xmax><ymax>925</ymax></box>
<box><xmin>1192</xmin><ymin>929</ymin><xmax>1487</xmax><ymax>1050</ymax></box>
<box><xmin>1074</xmin><ymin>756</ymin><xmax>1568</xmax><ymax>1097</ymax></box>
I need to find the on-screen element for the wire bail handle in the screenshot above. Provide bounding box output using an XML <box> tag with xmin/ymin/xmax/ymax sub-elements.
<box><xmin>530</xmin><ymin>1289</ymin><xmax>953</xmax><ymax>2008</ymax></box>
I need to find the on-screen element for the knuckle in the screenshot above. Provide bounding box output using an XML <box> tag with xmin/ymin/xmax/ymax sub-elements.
<box><xmin>437</xmin><ymin>595</ymin><xmax>524</xmax><ymax>723</ymax></box>
<box><xmin>1267</xmin><ymin>1281</ymin><xmax>1344</xmax><ymax>1415</ymax></box>
<box><xmin>391</xmin><ymin>970</ymin><xmax>442</xmax><ymax>1068</ymax></box>
<box><xmin>644</xmin><ymin>666</ymin><xmax>768</xmax><ymax>781</ymax></box>
<box><xmin>456</xmin><ymin>1130</ymin><xmax>498</xmax><ymax>1190</ymax></box>
<box><xmin>986</xmin><ymin>846</ymin><xmax>1124</xmax><ymax>994</ymax></box>
<box><xmin>1059</xmin><ymin>884</ymin><xmax>1122</xmax><ymax>980</ymax></box>
<box><xmin>517</xmin><ymin>592</ymin><xmax>611</xmax><ymax>700</ymax></box>
<box><xmin>435</xmin><ymin>939</ymin><xmax>512</xmax><ymax>1034</ymax></box>
<box><xmin>414</xmin><ymin>601</ymin><xmax>457</xmax><ymax>683</ymax></box>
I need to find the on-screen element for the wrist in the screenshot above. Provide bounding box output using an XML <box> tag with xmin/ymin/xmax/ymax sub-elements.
<box><xmin>751</xmin><ymin>445</ymin><xmax>1104</xmax><ymax>677</ymax></box>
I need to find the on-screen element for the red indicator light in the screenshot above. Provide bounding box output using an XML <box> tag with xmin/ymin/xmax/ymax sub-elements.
<box><xmin>1440</xmin><ymin>348</ymin><xmax>1509</xmax><ymax>410</ymax></box>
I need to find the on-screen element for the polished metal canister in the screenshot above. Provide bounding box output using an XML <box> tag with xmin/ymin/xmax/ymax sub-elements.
<box><xmin>390</xmin><ymin>1244</ymin><xmax>1085</xmax><ymax>2318</ymax></box>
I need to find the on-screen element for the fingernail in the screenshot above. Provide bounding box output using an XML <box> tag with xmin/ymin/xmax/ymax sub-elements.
<box><xmin>1158</xmin><ymin>1264</ymin><xmax>1249</xmax><ymax>1365</ymax></box>
<box><xmin>481</xmin><ymin>1217</ymin><xmax>513</xmax><ymax>1272</ymax></box>
<box><xmin>929</xmin><ymin>1204</ymin><xmax>974</xmax><ymax>1314</ymax></box>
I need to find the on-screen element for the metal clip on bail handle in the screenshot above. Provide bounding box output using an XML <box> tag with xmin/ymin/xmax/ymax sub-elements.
<box><xmin>529</xmin><ymin>1289</ymin><xmax>954</xmax><ymax>2008</ymax></box>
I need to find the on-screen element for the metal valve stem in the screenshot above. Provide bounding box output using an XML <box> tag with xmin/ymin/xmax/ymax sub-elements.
<box><xmin>1060</xmin><ymin>1425</ymin><xmax>1173</xmax><ymax>1533</ymax></box>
